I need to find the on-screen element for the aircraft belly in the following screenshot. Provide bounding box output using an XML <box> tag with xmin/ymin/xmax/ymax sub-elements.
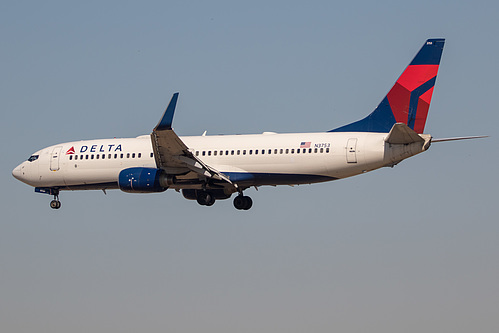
<box><xmin>212</xmin><ymin>159</ymin><xmax>335</xmax><ymax>186</ymax></box>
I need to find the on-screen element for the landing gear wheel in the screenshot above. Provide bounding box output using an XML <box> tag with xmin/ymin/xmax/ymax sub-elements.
<box><xmin>205</xmin><ymin>197</ymin><xmax>215</xmax><ymax>206</ymax></box>
<box><xmin>196</xmin><ymin>191</ymin><xmax>215</xmax><ymax>206</ymax></box>
<box><xmin>50</xmin><ymin>200</ymin><xmax>61</xmax><ymax>209</ymax></box>
<box><xmin>49</xmin><ymin>189</ymin><xmax>61</xmax><ymax>209</ymax></box>
<box><xmin>233</xmin><ymin>195</ymin><xmax>253</xmax><ymax>210</ymax></box>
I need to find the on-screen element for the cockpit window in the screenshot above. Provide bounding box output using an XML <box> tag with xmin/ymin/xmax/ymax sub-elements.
<box><xmin>28</xmin><ymin>155</ymin><xmax>39</xmax><ymax>162</ymax></box>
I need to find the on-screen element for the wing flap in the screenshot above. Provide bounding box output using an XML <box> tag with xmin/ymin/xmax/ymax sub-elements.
<box><xmin>177</xmin><ymin>156</ymin><xmax>233</xmax><ymax>184</ymax></box>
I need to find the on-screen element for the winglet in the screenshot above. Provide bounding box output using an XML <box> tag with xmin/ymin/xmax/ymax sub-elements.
<box><xmin>154</xmin><ymin>93</ymin><xmax>179</xmax><ymax>131</ymax></box>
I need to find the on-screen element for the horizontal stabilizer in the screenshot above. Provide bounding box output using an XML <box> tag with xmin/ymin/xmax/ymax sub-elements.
<box><xmin>385</xmin><ymin>123</ymin><xmax>424</xmax><ymax>144</ymax></box>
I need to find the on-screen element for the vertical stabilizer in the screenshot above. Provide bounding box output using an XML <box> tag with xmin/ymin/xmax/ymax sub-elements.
<box><xmin>330</xmin><ymin>39</ymin><xmax>445</xmax><ymax>134</ymax></box>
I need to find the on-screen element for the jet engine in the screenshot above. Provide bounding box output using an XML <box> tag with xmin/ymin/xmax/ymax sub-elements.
<box><xmin>118</xmin><ymin>167</ymin><xmax>175</xmax><ymax>193</ymax></box>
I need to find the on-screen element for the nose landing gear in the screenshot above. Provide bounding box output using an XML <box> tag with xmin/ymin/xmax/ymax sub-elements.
<box><xmin>50</xmin><ymin>199</ymin><xmax>61</xmax><ymax>209</ymax></box>
<box><xmin>49</xmin><ymin>189</ymin><xmax>61</xmax><ymax>209</ymax></box>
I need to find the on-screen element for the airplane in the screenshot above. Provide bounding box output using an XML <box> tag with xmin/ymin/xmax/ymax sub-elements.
<box><xmin>12</xmin><ymin>38</ymin><xmax>486</xmax><ymax>210</ymax></box>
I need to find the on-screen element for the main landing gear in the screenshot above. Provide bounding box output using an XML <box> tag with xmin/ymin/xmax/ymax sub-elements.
<box><xmin>196</xmin><ymin>191</ymin><xmax>216</xmax><ymax>206</ymax></box>
<box><xmin>193</xmin><ymin>189</ymin><xmax>253</xmax><ymax>210</ymax></box>
<box><xmin>49</xmin><ymin>189</ymin><xmax>61</xmax><ymax>209</ymax></box>
<box><xmin>233</xmin><ymin>194</ymin><xmax>252</xmax><ymax>210</ymax></box>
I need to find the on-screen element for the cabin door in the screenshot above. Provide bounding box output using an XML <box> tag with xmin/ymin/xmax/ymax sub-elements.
<box><xmin>50</xmin><ymin>146</ymin><xmax>63</xmax><ymax>171</ymax></box>
<box><xmin>346</xmin><ymin>138</ymin><xmax>357</xmax><ymax>163</ymax></box>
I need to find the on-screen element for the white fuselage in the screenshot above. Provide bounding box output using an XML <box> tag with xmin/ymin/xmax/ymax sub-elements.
<box><xmin>12</xmin><ymin>131</ymin><xmax>425</xmax><ymax>191</ymax></box>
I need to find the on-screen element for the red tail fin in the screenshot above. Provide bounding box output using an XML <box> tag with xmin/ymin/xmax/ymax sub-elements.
<box><xmin>331</xmin><ymin>39</ymin><xmax>445</xmax><ymax>134</ymax></box>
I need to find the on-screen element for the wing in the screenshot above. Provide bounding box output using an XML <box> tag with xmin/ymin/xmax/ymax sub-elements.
<box><xmin>150</xmin><ymin>93</ymin><xmax>234</xmax><ymax>185</ymax></box>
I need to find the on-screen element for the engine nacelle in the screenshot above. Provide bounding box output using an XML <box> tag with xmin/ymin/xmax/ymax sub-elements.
<box><xmin>118</xmin><ymin>167</ymin><xmax>175</xmax><ymax>193</ymax></box>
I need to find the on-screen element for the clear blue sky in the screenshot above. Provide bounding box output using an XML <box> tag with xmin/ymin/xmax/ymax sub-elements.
<box><xmin>1</xmin><ymin>1</ymin><xmax>498</xmax><ymax>332</ymax></box>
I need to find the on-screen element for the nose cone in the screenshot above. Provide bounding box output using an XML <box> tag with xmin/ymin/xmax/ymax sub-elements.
<box><xmin>12</xmin><ymin>163</ymin><xmax>26</xmax><ymax>182</ymax></box>
<box><xmin>12</xmin><ymin>164</ymin><xmax>22</xmax><ymax>180</ymax></box>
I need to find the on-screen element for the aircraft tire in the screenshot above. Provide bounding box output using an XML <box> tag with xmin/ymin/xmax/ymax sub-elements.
<box><xmin>242</xmin><ymin>196</ymin><xmax>252</xmax><ymax>210</ymax></box>
<box><xmin>205</xmin><ymin>195</ymin><xmax>216</xmax><ymax>206</ymax></box>
<box><xmin>234</xmin><ymin>195</ymin><xmax>252</xmax><ymax>210</ymax></box>
<box><xmin>233</xmin><ymin>195</ymin><xmax>244</xmax><ymax>210</ymax></box>
<box><xmin>196</xmin><ymin>191</ymin><xmax>214</xmax><ymax>206</ymax></box>
<box><xmin>50</xmin><ymin>200</ymin><xmax>61</xmax><ymax>209</ymax></box>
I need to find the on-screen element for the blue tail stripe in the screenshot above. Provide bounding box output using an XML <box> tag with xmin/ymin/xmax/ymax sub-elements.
<box><xmin>407</xmin><ymin>77</ymin><xmax>436</xmax><ymax>129</ymax></box>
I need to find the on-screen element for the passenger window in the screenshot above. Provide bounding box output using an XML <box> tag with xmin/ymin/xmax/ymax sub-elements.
<box><xmin>320</xmin><ymin>148</ymin><xmax>324</xmax><ymax>153</ymax></box>
<box><xmin>237</xmin><ymin>150</ymin><xmax>240</xmax><ymax>155</ymax></box>
<box><xmin>86</xmin><ymin>155</ymin><xmax>89</xmax><ymax>160</ymax></box>
<box><xmin>75</xmin><ymin>155</ymin><xmax>78</xmax><ymax>160</ymax></box>
<box><xmin>255</xmin><ymin>150</ymin><xmax>258</xmax><ymax>155</ymax></box>
<box><xmin>309</xmin><ymin>148</ymin><xmax>312</xmax><ymax>153</ymax></box>
<box><xmin>225</xmin><ymin>150</ymin><xmax>229</xmax><ymax>155</ymax></box>
<box><xmin>279</xmin><ymin>149</ymin><xmax>282</xmax><ymax>154</ymax></box>
<box><xmin>69</xmin><ymin>155</ymin><xmax>73</xmax><ymax>160</ymax></box>
<box><xmin>138</xmin><ymin>153</ymin><xmax>141</xmax><ymax>158</ymax></box>
<box><xmin>214</xmin><ymin>151</ymin><xmax>217</xmax><ymax>156</ymax></box>
<box><xmin>150</xmin><ymin>152</ymin><xmax>153</xmax><ymax>158</ymax></box>
<box><xmin>314</xmin><ymin>148</ymin><xmax>318</xmax><ymax>153</ymax></box>
<box><xmin>285</xmin><ymin>149</ymin><xmax>289</xmax><ymax>154</ymax></box>
<box><xmin>326</xmin><ymin>148</ymin><xmax>330</xmax><ymax>153</ymax></box>
<box><xmin>96</xmin><ymin>154</ymin><xmax>99</xmax><ymax>159</ymax></box>
<box><xmin>231</xmin><ymin>150</ymin><xmax>234</xmax><ymax>155</ymax></box>
<box><xmin>208</xmin><ymin>151</ymin><xmax>211</xmax><ymax>156</ymax></box>
<box><xmin>297</xmin><ymin>149</ymin><xmax>300</xmax><ymax>154</ymax></box>
<box><xmin>202</xmin><ymin>151</ymin><xmax>206</xmax><ymax>156</ymax></box>
<box><xmin>132</xmin><ymin>153</ymin><xmax>135</xmax><ymax>158</ymax></box>
<box><xmin>120</xmin><ymin>154</ymin><xmax>124</xmax><ymax>158</ymax></box>
<box><xmin>102</xmin><ymin>154</ymin><xmax>105</xmax><ymax>159</ymax></box>
<box><xmin>261</xmin><ymin>150</ymin><xmax>265</xmax><ymax>154</ymax></box>
<box><xmin>220</xmin><ymin>150</ymin><xmax>223</xmax><ymax>155</ymax></box>
<box><xmin>114</xmin><ymin>154</ymin><xmax>118</xmax><ymax>159</ymax></box>
<box><xmin>91</xmin><ymin>155</ymin><xmax>94</xmax><ymax>159</ymax></box>
<box><xmin>291</xmin><ymin>149</ymin><xmax>294</xmax><ymax>154</ymax></box>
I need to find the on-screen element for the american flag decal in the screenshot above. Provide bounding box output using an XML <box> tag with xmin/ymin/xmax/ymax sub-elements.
<box><xmin>300</xmin><ymin>142</ymin><xmax>311</xmax><ymax>148</ymax></box>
